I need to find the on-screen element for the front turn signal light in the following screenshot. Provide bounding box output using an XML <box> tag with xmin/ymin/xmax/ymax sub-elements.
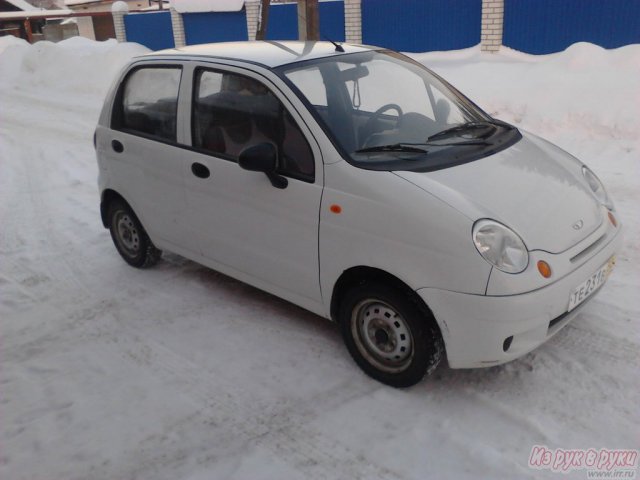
<box><xmin>608</xmin><ymin>211</ymin><xmax>617</xmax><ymax>227</ymax></box>
<box><xmin>537</xmin><ymin>260</ymin><xmax>552</xmax><ymax>279</ymax></box>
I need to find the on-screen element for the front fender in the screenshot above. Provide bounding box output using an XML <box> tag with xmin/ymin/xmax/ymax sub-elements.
<box><xmin>319</xmin><ymin>161</ymin><xmax>491</xmax><ymax>316</ymax></box>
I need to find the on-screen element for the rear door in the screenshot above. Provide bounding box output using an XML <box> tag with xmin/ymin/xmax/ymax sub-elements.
<box><xmin>180</xmin><ymin>63</ymin><xmax>324</xmax><ymax>305</ymax></box>
<box><xmin>103</xmin><ymin>62</ymin><xmax>198</xmax><ymax>253</ymax></box>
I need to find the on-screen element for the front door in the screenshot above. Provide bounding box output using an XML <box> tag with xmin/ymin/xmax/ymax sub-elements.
<box><xmin>182</xmin><ymin>66</ymin><xmax>323</xmax><ymax>304</ymax></box>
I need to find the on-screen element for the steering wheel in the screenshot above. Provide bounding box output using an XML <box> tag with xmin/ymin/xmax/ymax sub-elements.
<box><xmin>362</xmin><ymin>104</ymin><xmax>404</xmax><ymax>140</ymax></box>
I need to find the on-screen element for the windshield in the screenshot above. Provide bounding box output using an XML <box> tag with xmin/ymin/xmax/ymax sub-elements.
<box><xmin>278</xmin><ymin>50</ymin><xmax>520</xmax><ymax>172</ymax></box>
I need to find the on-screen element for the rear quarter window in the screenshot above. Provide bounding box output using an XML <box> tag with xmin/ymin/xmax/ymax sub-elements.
<box><xmin>112</xmin><ymin>66</ymin><xmax>182</xmax><ymax>142</ymax></box>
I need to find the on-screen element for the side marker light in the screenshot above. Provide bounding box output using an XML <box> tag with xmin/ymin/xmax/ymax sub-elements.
<box><xmin>537</xmin><ymin>260</ymin><xmax>552</xmax><ymax>279</ymax></box>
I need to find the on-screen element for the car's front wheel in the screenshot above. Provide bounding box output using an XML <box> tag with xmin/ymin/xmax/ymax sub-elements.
<box><xmin>108</xmin><ymin>200</ymin><xmax>161</xmax><ymax>268</ymax></box>
<box><xmin>339</xmin><ymin>283</ymin><xmax>444</xmax><ymax>387</ymax></box>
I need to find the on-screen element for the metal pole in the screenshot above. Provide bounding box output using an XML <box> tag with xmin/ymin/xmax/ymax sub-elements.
<box><xmin>23</xmin><ymin>18</ymin><xmax>33</xmax><ymax>42</ymax></box>
<box><xmin>305</xmin><ymin>0</ymin><xmax>319</xmax><ymax>40</ymax></box>
<box><xmin>297</xmin><ymin>0</ymin><xmax>319</xmax><ymax>41</ymax></box>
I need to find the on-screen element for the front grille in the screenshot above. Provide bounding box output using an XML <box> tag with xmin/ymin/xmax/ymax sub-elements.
<box><xmin>570</xmin><ymin>234</ymin><xmax>605</xmax><ymax>263</ymax></box>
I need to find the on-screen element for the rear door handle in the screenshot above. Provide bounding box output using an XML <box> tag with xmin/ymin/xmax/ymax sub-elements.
<box><xmin>111</xmin><ymin>140</ymin><xmax>124</xmax><ymax>153</ymax></box>
<box><xmin>191</xmin><ymin>162</ymin><xmax>210</xmax><ymax>179</ymax></box>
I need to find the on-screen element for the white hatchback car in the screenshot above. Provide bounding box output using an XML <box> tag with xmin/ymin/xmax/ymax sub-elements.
<box><xmin>96</xmin><ymin>41</ymin><xmax>621</xmax><ymax>387</ymax></box>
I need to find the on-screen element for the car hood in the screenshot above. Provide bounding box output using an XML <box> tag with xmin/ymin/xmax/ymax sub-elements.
<box><xmin>394</xmin><ymin>132</ymin><xmax>602</xmax><ymax>253</ymax></box>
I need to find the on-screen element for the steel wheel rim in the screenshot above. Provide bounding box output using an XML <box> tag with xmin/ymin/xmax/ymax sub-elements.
<box><xmin>351</xmin><ymin>298</ymin><xmax>413</xmax><ymax>373</ymax></box>
<box><xmin>114</xmin><ymin>211</ymin><xmax>140</xmax><ymax>257</ymax></box>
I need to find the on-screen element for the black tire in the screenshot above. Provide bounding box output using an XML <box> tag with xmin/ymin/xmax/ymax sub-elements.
<box><xmin>339</xmin><ymin>282</ymin><xmax>444</xmax><ymax>388</ymax></box>
<box><xmin>107</xmin><ymin>200</ymin><xmax>161</xmax><ymax>268</ymax></box>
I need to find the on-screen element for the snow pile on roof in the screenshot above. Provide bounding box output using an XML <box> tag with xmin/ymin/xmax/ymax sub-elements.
<box><xmin>0</xmin><ymin>9</ymin><xmax>73</xmax><ymax>19</ymax></box>
<box><xmin>171</xmin><ymin>0</ymin><xmax>244</xmax><ymax>13</ymax></box>
<box><xmin>4</xmin><ymin>0</ymin><xmax>41</xmax><ymax>11</ymax></box>
<box><xmin>64</xmin><ymin>0</ymin><xmax>101</xmax><ymax>6</ymax></box>
<box><xmin>412</xmin><ymin>42</ymin><xmax>640</xmax><ymax>140</ymax></box>
<box><xmin>0</xmin><ymin>36</ymin><xmax>149</xmax><ymax>96</ymax></box>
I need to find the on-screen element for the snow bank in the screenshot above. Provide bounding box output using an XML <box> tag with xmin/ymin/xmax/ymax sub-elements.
<box><xmin>412</xmin><ymin>42</ymin><xmax>640</xmax><ymax>140</ymax></box>
<box><xmin>0</xmin><ymin>36</ymin><xmax>149</xmax><ymax>98</ymax></box>
<box><xmin>0</xmin><ymin>34</ymin><xmax>27</xmax><ymax>54</ymax></box>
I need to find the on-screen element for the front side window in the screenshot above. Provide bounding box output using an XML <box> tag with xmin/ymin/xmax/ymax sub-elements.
<box><xmin>192</xmin><ymin>69</ymin><xmax>315</xmax><ymax>181</ymax></box>
<box><xmin>115</xmin><ymin>67</ymin><xmax>181</xmax><ymax>142</ymax></box>
<box><xmin>279</xmin><ymin>51</ymin><xmax>521</xmax><ymax>172</ymax></box>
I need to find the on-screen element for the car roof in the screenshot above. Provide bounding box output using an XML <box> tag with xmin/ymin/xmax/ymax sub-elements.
<box><xmin>144</xmin><ymin>41</ymin><xmax>378</xmax><ymax>68</ymax></box>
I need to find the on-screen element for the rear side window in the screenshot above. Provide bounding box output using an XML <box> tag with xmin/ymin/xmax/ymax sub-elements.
<box><xmin>114</xmin><ymin>67</ymin><xmax>182</xmax><ymax>142</ymax></box>
<box><xmin>192</xmin><ymin>69</ymin><xmax>315</xmax><ymax>182</ymax></box>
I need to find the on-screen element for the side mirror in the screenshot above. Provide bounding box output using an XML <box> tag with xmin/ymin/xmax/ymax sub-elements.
<box><xmin>238</xmin><ymin>143</ymin><xmax>287</xmax><ymax>189</ymax></box>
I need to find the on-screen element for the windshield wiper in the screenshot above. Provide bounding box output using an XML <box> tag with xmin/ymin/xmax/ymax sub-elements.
<box><xmin>426</xmin><ymin>139</ymin><xmax>491</xmax><ymax>146</ymax></box>
<box><xmin>427</xmin><ymin>121</ymin><xmax>496</xmax><ymax>142</ymax></box>
<box><xmin>355</xmin><ymin>139</ymin><xmax>490</xmax><ymax>154</ymax></box>
<box><xmin>354</xmin><ymin>144</ymin><xmax>428</xmax><ymax>154</ymax></box>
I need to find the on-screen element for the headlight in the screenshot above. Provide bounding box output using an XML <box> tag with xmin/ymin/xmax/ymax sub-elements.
<box><xmin>473</xmin><ymin>219</ymin><xmax>529</xmax><ymax>274</ymax></box>
<box><xmin>582</xmin><ymin>166</ymin><xmax>613</xmax><ymax>209</ymax></box>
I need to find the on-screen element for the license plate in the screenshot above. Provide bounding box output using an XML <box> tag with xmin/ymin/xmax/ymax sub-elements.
<box><xmin>568</xmin><ymin>256</ymin><xmax>616</xmax><ymax>312</ymax></box>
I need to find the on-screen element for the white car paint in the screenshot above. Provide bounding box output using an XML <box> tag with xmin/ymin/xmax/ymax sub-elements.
<box><xmin>396</xmin><ymin>133</ymin><xmax>602</xmax><ymax>254</ymax></box>
<box><xmin>96</xmin><ymin>41</ymin><xmax>622</xmax><ymax>372</ymax></box>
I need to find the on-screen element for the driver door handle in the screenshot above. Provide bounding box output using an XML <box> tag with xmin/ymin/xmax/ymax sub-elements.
<box><xmin>191</xmin><ymin>162</ymin><xmax>210</xmax><ymax>179</ymax></box>
<box><xmin>111</xmin><ymin>140</ymin><xmax>124</xmax><ymax>153</ymax></box>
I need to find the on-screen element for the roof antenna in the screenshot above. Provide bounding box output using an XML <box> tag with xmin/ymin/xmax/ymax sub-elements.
<box><xmin>324</xmin><ymin>35</ymin><xmax>345</xmax><ymax>52</ymax></box>
<box><xmin>294</xmin><ymin>5</ymin><xmax>344</xmax><ymax>52</ymax></box>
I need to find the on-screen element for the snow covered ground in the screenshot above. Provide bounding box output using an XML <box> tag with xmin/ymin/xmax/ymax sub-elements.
<box><xmin>1</xmin><ymin>37</ymin><xmax>638</xmax><ymax>480</ymax></box>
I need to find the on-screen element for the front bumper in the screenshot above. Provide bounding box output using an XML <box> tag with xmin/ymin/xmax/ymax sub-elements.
<box><xmin>417</xmin><ymin>225</ymin><xmax>622</xmax><ymax>369</ymax></box>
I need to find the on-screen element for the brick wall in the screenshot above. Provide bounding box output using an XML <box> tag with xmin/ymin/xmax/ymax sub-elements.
<box><xmin>170</xmin><ymin>7</ymin><xmax>186</xmax><ymax>47</ymax></box>
<box><xmin>245</xmin><ymin>0</ymin><xmax>260</xmax><ymax>41</ymax></box>
<box><xmin>481</xmin><ymin>0</ymin><xmax>504</xmax><ymax>51</ymax></box>
<box><xmin>344</xmin><ymin>0</ymin><xmax>361</xmax><ymax>44</ymax></box>
<box><xmin>111</xmin><ymin>2</ymin><xmax>128</xmax><ymax>43</ymax></box>
<box><xmin>113</xmin><ymin>14</ymin><xmax>127</xmax><ymax>42</ymax></box>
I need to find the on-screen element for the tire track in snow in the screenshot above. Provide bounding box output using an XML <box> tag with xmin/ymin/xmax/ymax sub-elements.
<box><xmin>548</xmin><ymin>322</ymin><xmax>639</xmax><ymax>365</ymax></box>
<box><xmin>96</xmin><ymin>308</ymin><xmax>401</xmax><ymax>480</ymax></box>
<box><xmin>0</xmin><ymin>96</ymin><xmax>97</xmax><ymax>301</ymax></box>
<box><xmin>2</xmin><ymin>107</ymin><xmax>92</xmax><ymax>144</ymax></box>
<box><xmin>4</xmin><ymin>286</ymin><xmax>398</xmax><ymax>480</ymax></box>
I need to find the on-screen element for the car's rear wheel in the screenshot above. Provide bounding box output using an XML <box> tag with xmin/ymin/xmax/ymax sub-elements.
<box><xmin>108</xmin><ymin>200</ymin><xmax>161</xmax><ymax>268</ymax></box>
<box><xmin>339</xmin><ymin>282</ymin><xmax>443</xmax><ymax>387</ymax></box>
